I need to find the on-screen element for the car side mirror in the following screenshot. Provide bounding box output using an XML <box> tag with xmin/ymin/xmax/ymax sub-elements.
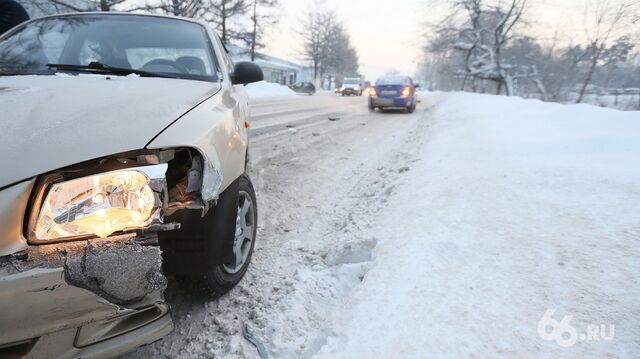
<box><xmin>231</xmin><ymin>61</ymin><xmax>263</xmax><ymax>85</ymax></box>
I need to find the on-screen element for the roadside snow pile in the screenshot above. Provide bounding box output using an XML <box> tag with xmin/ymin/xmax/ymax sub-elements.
<box><xmin>314</xmin><ymin>94</ymin><xmax>640</xmax><ymax>358</ymax></box>
<box><xmin>245</xmin><ymin>81</ymin><xmax>297</xmax><ymax>99</ymax></box>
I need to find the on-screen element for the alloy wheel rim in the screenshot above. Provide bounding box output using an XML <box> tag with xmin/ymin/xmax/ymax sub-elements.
<box><xmin>223</xmin><ymin>190</ymin><xmax>255</xmax><ymax>274</ymax></box>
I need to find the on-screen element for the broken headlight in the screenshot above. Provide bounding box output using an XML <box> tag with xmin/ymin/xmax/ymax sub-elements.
<box><xmin>29</xmin><ymin>164</ymin><xmax>167</xmax><ymax>243</ymax></box>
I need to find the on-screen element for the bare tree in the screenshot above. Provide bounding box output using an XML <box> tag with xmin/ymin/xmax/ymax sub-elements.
<box><xmin>239</xmin><ymin>0</ymin><xmax>279</xmax><ymax>61</ymax></box>
<box><xmin>298</xmin><ymin>7</ymin><xmax>330</xmax><ymax>81</ymax></box>
<box><xmin>322</xmin><ymin>22</ymin><xmax>358</xmax><ymax>84</ymax></box>
<box><xmin>205</xmin><ymin>0</ymin><xmax>248</xmax><ymax>45</ymax></box>
<box><xmin>21</xmin><ymin>0</ymin><xmax>111</xmax><ymax>12</ymax></box>
<box><xmin>136</xmin><ymin>0</ymin><xmax>206</xmax><ymax>17</ymax></box>
<box><xmin>144</xmin><ymin>0</ymin><xmax>248</xmax><ymax>41</ymax></box>
<box><xmin>576</xmin><ymin>0</ymin><xmax>636</xmax><ymax>103</ymax></box>
<box><xmin>21</xmin><ymin>0</ymin><xmax>159</xmax><ymax>13</ymax></box>
<box><xmin>298</xmin><ymin>5</ymin><xmax>358</xmax><ymax>86</ymax></box>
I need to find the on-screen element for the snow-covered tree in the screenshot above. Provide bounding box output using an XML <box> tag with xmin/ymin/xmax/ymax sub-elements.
<box><xmin>450</xmin><ymin>0</ymin><xmax>528</xmax><ymax>96</ymax></box>
<box><xmin>575</xmin><ymin>0</ymin><xmax>637</xmax><ymax>103</ymax></box>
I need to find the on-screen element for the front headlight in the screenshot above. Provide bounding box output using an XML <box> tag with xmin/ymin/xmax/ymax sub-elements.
<box><xmin>30</xmin><ymin>164</ymin><xmax>167</xmax><ymax>242</ymax></box>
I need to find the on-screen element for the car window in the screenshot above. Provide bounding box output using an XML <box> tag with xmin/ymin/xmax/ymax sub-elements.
<box><xmin>126</xmin><ymin>48</ymin><xmax>214</xmax><ymax>75</ymax></box>
<box><xmin>0</xmin><ymin>14</ymin><xmax>220</xmax><ymax>82</ymax></box>
<box><xmin>79</xmin><ymin>39</ymin><xmax>103</xmax><ymax>64</ymax></box>
<box><xmin>376</xmin><ymin>76</ymin><xmax>410</xmax><ymax>85</ymax></box>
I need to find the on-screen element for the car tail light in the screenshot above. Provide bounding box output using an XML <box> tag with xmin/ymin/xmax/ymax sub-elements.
<box><xmin>401</xmin><ymin>86</ymin><xmax>412</xmax><ymax>96</ymax></box>
<box><xmin>369</xmin><ymin>87</ymin><xmax>377</xmax><ymax>96</ymax></box>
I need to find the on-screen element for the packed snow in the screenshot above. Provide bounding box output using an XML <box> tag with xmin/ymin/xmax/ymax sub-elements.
<box><xmin>312</xmin><ymin>93</ymin><xmax>640</xmax><ymax>358</ymax></box>
<box><xmin>127</xmin><ymin>92</ymin><xmax>639</xmax><ymax>359</ymax></box>
<box><xmin>244</xmin><ymin>81</ymin><xmax>298</xmax><ymax>99</ymax></box>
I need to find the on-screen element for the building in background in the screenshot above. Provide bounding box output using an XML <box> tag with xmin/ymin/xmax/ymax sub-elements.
<box><xmin>226</xmin><ymin>44</ymin><xmax>311</xmax><ymax>86</ymax></box>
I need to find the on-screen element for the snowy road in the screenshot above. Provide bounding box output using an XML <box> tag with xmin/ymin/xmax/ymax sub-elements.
<box><xmin>247</xmin><ymin>93</ymin><xmax>369</xmax><ymax>137</ymax></box>
<box><xmin>125</xmin><ymin>92</ymin><xmax>639</xmax><ymax>358</ymax></box>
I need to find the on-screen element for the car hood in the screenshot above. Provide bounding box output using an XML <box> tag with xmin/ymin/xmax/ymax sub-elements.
<box><xmin>0</xmin><ymin>75</ymin><xmax>221</xmax><ymax>188</ymax></box>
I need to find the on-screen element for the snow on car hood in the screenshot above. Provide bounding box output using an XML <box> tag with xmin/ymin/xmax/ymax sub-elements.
<box><xmin>0</xmin><ymin>74</ymin><xmax>221</xmax><ymax>188</ymax></box>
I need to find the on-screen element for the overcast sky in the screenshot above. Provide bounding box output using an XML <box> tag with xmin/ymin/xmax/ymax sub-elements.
<box><xmin>262</xmin><ymin>0</ymin><xmax>618</xmax><ymax>81</ymax></box>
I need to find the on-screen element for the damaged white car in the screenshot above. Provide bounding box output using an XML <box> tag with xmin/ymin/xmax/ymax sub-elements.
<box><xmin>0</xmin><ymin>13</ymin><xmax>262</xmax><ymax>358</ymax></box>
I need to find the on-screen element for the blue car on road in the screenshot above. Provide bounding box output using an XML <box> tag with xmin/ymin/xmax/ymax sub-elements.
<box><xmin>368</xmin><ymin>76</ymin><xmax>418</xmax><ymax>113</ymax></box>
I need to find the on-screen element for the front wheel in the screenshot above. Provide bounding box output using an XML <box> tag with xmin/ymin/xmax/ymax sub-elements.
<box><xmin>175</xmin><ymin>174</ymin><xmax>258</xmax><ymax>297</ymax></box>
<box><xmin>207</xmin><ymin>175</ymin><xmax>257</xmax><ymax>294</ymax></box>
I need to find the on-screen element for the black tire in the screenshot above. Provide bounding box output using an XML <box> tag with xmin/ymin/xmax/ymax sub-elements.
<box><xmin>407</xmin><ymin>104</ymin><xmax>415</xmax><ymax>113</ymax></box>
<box><xmin>174</xmin><ymin>174</ymin><xmax>257</xmax><ymax>297</ymax></box>
<box><xmin>368</xmin><ymin>104</ymin><xmax>375</xmax><ymax>111</ymax></box>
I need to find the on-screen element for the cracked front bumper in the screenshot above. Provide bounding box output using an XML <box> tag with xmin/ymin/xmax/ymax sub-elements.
<box><xmin>0</xmin><ymin>236</ymin><xmax>172</xmax><ymax>358</ymax></box>
<box><xmin>0</xmin><ymin>265</ymin><xmax>172</xmax><ymax>358</ymax></box>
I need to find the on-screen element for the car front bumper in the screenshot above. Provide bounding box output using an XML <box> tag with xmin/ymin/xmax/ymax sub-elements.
<box><xmin>0</xmin><ymin>262</ymin><xmax>172</xmax><ymax>358</ymax></box>
<box><xmin>0</xmin><ymin>179</ymin><xmax>172</xmax><ymax>359</ymax></box>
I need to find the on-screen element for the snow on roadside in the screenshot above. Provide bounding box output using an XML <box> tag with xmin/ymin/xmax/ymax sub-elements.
<box><xmin>311</xmin><ymin>93</ymin><xmax>640</xmax><ymax>358</ymax></box>
<box><xmin>245</xmin><ymin>81</ymin><xmax>298</xmax><ymax>99</ymax></box>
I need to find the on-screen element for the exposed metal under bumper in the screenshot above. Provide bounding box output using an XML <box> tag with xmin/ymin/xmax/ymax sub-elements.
<box><xmin>0</xmin><ymin>236</ymin><xmax>172</xmax><ymax>358</ymax></box>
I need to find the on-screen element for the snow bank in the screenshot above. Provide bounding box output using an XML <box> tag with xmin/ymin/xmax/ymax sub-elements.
<box><xmin>315</xmin><ymin>93</ymin><xmax>640</xmax><ymax>358</ymax></box>
<box><xmin>244</xmin><ymin>81</ymin><xmax>297</xmax><ymax>99</ymax></box>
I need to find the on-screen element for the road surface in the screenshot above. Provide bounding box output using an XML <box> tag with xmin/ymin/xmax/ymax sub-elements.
<box><xmin>124</xmin><ymin>92</ymin><xmax>428</xmax><ymax>358</ymax></box>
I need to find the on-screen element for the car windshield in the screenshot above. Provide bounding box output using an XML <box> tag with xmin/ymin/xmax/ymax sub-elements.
<box><xmin>0</xmin><ymin>14</ymin><xmax>219</xmax><ymax>82</ymax></box>
<box><xmin>343</xmin><ymin>78</ymin><xmax>359</xmax><ymax>84</ymax></box>
<box><xmin>376</xmin><ymin>76</ymin><xmax>410</xmax><ymax>85</ymax></box>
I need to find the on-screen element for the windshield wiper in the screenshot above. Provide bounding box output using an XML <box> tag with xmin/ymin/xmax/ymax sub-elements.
<box><xmin>46</xmin><ymin>62</ymin><xmax>179</xmax><ymax>79</ymax></box>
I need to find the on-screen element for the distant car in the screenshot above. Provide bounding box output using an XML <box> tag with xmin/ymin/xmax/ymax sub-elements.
<box><xmin>369</xmin><ymin>76</ymin><xmax>418</xmax><ymax>113</ymax></box>
<box><xmin>0</xmin><ymin>12</ymin><xmax>262</xmax><ymax>358</ymax></box>
<box><xmin>340</xmin><ymin>77</ymin><xmax>363</xmax><ymax>96</ymax></box>
<box><xmin>289</xmin><ymin>81</ymin><xmax>316</xmax><ymax>95</ymax></box>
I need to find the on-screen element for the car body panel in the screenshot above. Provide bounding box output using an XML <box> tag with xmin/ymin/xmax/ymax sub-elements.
<box><xmin>0</xmin><ymin>267</ymin><xmax>122</xmax><ymax>345</ymax></box>
<box><xmin>0</xmin><ymin>180</ymin><xmax>32</xmax><ymax>256</ymax></box>
<box><xmin>0</xmin><ymin>75</ymin><xmax>221</xmax><ymax>189</ymax></box>
<box><xmin>24</xmin><ymin>311</ymin><xmax>172</xmax><ymax>359</ymax></box>
<box><xmin>148</xmin><ymin>83</ymin><xmax>248</xmax><ymax>192</ymax></box>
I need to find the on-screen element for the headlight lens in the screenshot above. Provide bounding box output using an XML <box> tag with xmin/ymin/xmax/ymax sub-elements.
<box><xmin>32</xmin><ymin>165</ymin><xmax>167</xmax><ymax>242</ymax></box>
